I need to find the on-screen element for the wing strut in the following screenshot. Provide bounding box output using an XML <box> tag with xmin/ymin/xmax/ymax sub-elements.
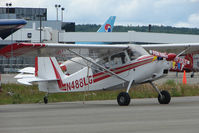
<box><xmin>67</xmin><ymin>49</ymin><xmax>128</xmax><ymax>82</ymax></box>
<box><xmin>176</xmin><ymin>46</ymin><xmax>191</xmax><ymax>57</ymax></box>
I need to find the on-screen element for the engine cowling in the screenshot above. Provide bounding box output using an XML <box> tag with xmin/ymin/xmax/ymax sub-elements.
<box><xmin>167</xmin><ymin>53</ymin><xmax>176</xmax><ymax>61</ymax></box>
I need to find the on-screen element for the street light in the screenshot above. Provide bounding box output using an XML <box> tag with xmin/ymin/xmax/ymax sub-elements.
<box><xmin>61</xmin><ymin>7</ymin><xmax>65</xmax><ymax>22</ymax></box>
<box><xmin>6</xmin><ymin>3</ymin><xmax>12</xmax><ymax>19</ymax></box>
<box><xmin>55</xmin><ymin>4</ymin><xmax>61</xmax><ymax>21</ymax></box>
<box><xmin>6</xmin><ymin>3</ymin><xmax>13</xmax><ymax>72</ymax></box>
<box><xmin>37</xmin><ymin>11</ymin><xmax>46</xmax><ymax>43</ymax></box>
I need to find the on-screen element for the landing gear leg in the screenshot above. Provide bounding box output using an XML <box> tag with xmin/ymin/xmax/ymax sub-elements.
<box><xmin>149</xmin><ymin>82</ymin><xmax>171</xmax><ymax>104</ymax></box>
<box><xmin>44</xmin><ymin>93</ymin><xmax>48</xmax><ymax>104</ymax></box>
<box><xmin>117</xmin><ymin>80</ymin><xmax>133</xmax><ymax>106</ymax></box>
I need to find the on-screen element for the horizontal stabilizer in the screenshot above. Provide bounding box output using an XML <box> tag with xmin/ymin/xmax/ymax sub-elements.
<box><xmin>17</xmin><ymin>77</ymin><xmax>58</xmax><ymax>85</ymax></box>
<box><xmin>15</xmin><ymin>73</ymin><xmax>35</xmax><ymax>79</ymax></box>
<box><xmin>18</xmin><ymin>67</ymin><xmax>35</xmax><ymax>74</ymax></box>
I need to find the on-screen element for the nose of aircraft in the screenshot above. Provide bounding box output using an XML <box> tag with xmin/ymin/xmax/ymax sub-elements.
<box><xmin>166</xmin><ymin>53</ymin><xmax>176</xmax><ymax>61</ymax></box>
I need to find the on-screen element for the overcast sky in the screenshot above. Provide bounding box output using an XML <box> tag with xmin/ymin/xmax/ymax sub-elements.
<box><xmin>1</xmin><ymin>0</ymin><xmax>199</xmax><ymax>28</ymax></box>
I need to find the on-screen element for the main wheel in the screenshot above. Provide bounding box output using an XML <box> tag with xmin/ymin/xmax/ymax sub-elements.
<box><xmin>44</xmin><ymin>96</ymin><xmax>48</xmax><ymax>104</ymax></box>
<box><xmin>117</xmin><ymin>92</ymin><xmax>131</xmax><ymax>106</ymax></box>
<box><xmin>158</xmin><ymin>90</ymin><xmax>171</xmax><ymax>104</ymax></box>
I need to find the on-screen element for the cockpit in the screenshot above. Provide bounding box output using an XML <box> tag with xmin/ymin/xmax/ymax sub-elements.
<box><xmin>92</xmin><ymin>45</ymin><xmax>149</xmax><ymax>74</ymax></box>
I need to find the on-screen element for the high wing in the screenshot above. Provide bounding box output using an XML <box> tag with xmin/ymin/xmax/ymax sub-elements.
<box><xmin>1</xmin><ymin>42</ymin><xmax>199</xmax><ymax>58</ymax></box>
<box><xmin>0</xmin><ymin>43</ymin><xmax>129</xmax><ymax>58</ymax></box>
<box><xmin>142</xmin><ymin>43</ymin><xmax>199</xmax><ymax>54</ymax></box>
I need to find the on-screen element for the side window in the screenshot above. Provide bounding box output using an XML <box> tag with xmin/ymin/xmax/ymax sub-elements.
<box><xmin>102</xmin><ymin>57</ymin><xmax>110</xmax><ymax>68</ymax></box>
<box><xmin>92</xmin><ymin>52</ymin><xmax>127</xmax><ymax>74</ymax></box>
<box><xmin>110</xmin><ymin>52</ymin><xmax>126</xmax><ymax>67</ymax></box>
<box><xmin>127</xmin><ymin>49</ymin><xmax>136</xmax><ymax>60</ymax></box>
<box><xmin>92</xmin><ymin>57</ymin><xmax>110</xmax><ymax>74</ymax></box>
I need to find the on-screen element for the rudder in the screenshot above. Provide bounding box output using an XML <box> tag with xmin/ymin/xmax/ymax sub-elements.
<box><xmin>97</xmin><ymin>16</ymin><xmax>116</xmax><ymax>32</ymax></box>
<box><xmin>36</xmin><ymin>57</ymin><xmax>65</xmax><ymax>80</ymax></box>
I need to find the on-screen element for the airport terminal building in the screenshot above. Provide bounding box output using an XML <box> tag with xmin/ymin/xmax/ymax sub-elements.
<box><xmin>0</xmin><ymin>7</ymin><xmax>75</xmax><ymax>73</ymax></box>
<box><xmin>1</xmin><ymin>7</ymin><xmax>199</xmax><ymax>73</ymax></box>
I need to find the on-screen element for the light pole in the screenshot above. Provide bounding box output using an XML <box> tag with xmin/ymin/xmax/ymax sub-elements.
<box><xmin>55</xmin><ymin>4</ymin><xmax>61</xmax><ymax>21</ymax></box>
<box><xmin>61</xmin><ymin>7</ymin><xmax>65</xmax><ymax>22</ymax></box>
<box><xmin>37</xmin><ymin>11</ymin><xmax>45</xmax><ymax>43</ymax></box>
<box><xmin>6</xmin><ymin>3</ymin><xmax>13</xmax><ymax>72</ymax></box>
<box><xmin>6</xmin><ymin>3</ymin><xmax>12</xmax><ymax>19</ymax></box>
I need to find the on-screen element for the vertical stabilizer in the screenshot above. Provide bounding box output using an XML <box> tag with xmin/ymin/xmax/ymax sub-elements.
<box><xmin>37</xmin><ymin>57</ymin><xmax>65</xmax><ymax>80</ymax></box>
<box><xmin>97</xmin><ymin>16</ymin><xmax>116</xmax><ymax>32</ymax></box>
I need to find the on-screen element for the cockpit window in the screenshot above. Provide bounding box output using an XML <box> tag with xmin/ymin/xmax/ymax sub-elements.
<box><xmin>127</xmin><ymin>49</ymin><xmax>135</xmax><ymax>60</ymax></box>
<box><xmin>97</xmin><ymin>57</ymin><xmax>110</xmax><ymax>68</ymax></box>
<box><xmin>110</xmin><ymin>52</ymin><xmax>126</xmax><ymax>67</ymax></box>
<box><xmin>92</xmin><ymin>52</ymin><xmax>127</xmax><ymax>74</ymax></box>
<box><xmin>127</xmin><ymin>48</ymin><xmax>144</xmax><ymax>61</ymax></box>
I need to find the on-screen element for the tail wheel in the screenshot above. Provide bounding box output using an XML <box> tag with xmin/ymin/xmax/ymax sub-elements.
<box><xmin>44</xmin><ymin>96</ymin><xmax>48</xmax><ymax>104</ymax></box>
<box><xmin>158</xmin><ymin>90</ymin><xmax>171</xmax><ymax>104</ymax></box>
<box><xmin>117</xmin><ymin>92</ymin><xmax>131</xmax><ymax>106</ymax></box>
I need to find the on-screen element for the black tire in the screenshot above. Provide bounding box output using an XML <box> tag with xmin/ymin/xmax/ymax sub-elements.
<box><xmin>158</xmin><ymin>90</ymin><xmax>171</xmax><ymax>104</ymax></box>
<box><xmin>44</xmin><ymin>96</ymin><xmax>48</xmax><ymax>104</ymax></box>
<box><xmin>117</xmin><ymin>92</ymin><xmax>131</xmax><ymax>106</ymax></box>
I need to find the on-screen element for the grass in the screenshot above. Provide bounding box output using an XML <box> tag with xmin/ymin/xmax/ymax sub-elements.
<box><xmin>1</xmin><ymin>80</ymin><xmax>199</xmax><ymax>105</ymax></box>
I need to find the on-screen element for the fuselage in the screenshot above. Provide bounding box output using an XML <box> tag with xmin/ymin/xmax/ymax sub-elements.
<box><xmin>38</xmin><ymin>45</ymin><xmax>169</xmax><ymax>93</ymax></box>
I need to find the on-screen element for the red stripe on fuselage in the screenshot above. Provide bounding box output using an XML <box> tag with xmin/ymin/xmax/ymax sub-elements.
<box><xmin>93</xmin><ymin>57</ymin><xmax>153</xmax><ymax>83</ymax></box>
<box><xmin>137</xmin><ymin>55</ymin><xmax>153</xmax><ymax>61</ymax></box>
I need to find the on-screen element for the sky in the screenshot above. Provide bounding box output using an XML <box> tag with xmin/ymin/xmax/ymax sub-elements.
<box><xmin>1</xmin><ymin>0</ymin><xmax>199</xmax><ymax>28</ymax></box>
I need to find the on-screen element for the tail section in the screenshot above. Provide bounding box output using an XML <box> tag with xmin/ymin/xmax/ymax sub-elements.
<box><xmin>17</xmin><ymin>57</ymin><xmax>67</xmax><ymax>92</ymax></box>
<box><xmin>37</xmin><ymin>57</ymin><xmax>67</xmax><ymax>92</ymax></box>
<box><xmin>17</xmin><ymin>57</ymin><xmax>93</xmax><ymax>93</ymax></box>
<box><xmin>17</xmin><ymin>57</ymin><xmax>65</xmax><ymax>85</ymax></box>
<box><xmin>97</xmin><ymin>16</ymin><xmax>116</xmax><ymax>32</ymax></box>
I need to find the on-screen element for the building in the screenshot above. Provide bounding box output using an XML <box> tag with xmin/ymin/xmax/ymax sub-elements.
<box><xmin>0</xmin><ymin>7</ymin><xmax>47</xmax><ymax>21</ymax></box>
<box><xmin>0</xmin><ymin>7</ymin><xmax>75</xmax><ymax>73</ymax></box>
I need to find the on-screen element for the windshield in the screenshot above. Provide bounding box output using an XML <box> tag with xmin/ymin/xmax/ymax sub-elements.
<box><xmin>127</xmin><ymin>45</ymin><xmax>149</xmax><ymax>60</ymax></box>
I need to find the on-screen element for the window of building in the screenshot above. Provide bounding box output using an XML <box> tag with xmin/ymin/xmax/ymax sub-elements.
<box><xmin>27</xmin><ymin>33</ymin><xmax>32</xmax><ymax>38</ymax></box>
<box><xmin>8</xmin><ymin>8</ymin><xmax>15</xmax><ymax>13</ymax></box>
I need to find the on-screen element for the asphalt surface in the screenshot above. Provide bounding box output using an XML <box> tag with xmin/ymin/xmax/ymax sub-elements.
<box><xmin>1</xmin><ymin>96</ymin><xmax>199</xmax><ymax>133</ymax></box>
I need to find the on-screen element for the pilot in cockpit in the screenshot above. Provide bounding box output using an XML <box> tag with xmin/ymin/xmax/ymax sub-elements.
<box><xmin>127</xmin><ymin>49</ymin><xmax>135</xmax><ymax>60</ymax></box>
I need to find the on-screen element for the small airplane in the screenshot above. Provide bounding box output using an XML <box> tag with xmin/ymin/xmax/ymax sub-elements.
<box><xmin>1</xmin><ymin>42</ymin><xmax>199</xmax><ymax>106</ymax></box>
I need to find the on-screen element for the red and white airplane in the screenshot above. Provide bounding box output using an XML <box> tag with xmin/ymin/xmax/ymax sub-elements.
<box><xmin>0</xmin><ymin>42</ymin><xmax>199</xmax><ymax>105</ymax></box>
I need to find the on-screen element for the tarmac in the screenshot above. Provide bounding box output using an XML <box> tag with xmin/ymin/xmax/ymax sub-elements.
<box><xmin>1</xmin><ymin>96</ymin><xmax>199</xmax><ymax>133</ymax></box>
